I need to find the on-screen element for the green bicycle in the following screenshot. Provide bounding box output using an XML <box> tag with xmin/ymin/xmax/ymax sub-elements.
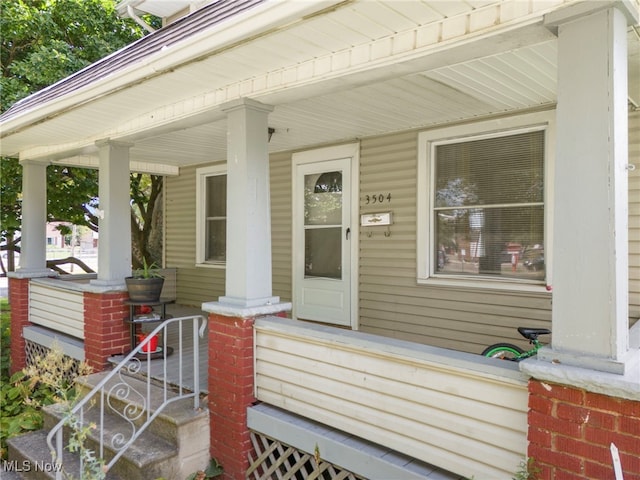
<box><xmin>482</xmin><ymin>327</ymin><xmax>551</xmax><ymax>361</ymax></box>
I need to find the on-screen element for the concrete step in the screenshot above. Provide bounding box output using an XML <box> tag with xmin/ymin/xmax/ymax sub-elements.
<box><xmin>8</xmin><ymin>371</ymin><xmax>210</xmax><ymax>480</ymax></box>
<box><xmin>0</xmin><ymin>460</ymin><xmax>27</xmax><ymax>479</ymax></box>
<box><xmin>7</xmin><ymin>430</ymin><xmax>123</xmax><ymax>480</ymax></box>
<box><xmin>73</xmin><ymin>371</ymin><xmax>208</xmax><ymax>446</ymax></box>
<box><xmin>42</xmin><ymin>402</ymin><xmax>178</xmax><ymax>480</ymax></box>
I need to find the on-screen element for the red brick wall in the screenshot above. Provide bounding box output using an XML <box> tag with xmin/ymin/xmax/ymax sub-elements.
<box><xmin>8</xmin><ymin>277</ymin><xmax>31</xmax><ymax>374</ymax></box>
<box><xmin>208</xmin><ymin>313</ymin><xmax>256</xmax><ymax>480</ymax></box>
<box><xmin>528</xmin><ymin>379</ymin><xmax>640</xmax><ymax>479</ymax></box>
<box><xmin>83</xmin><ymin>291</ymin><xmax>130</xmax><ymax>371</ymax></box>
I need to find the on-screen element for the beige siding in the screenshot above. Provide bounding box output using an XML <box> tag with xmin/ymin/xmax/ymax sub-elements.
<box><xmin>165</xmin><ymin>163</ymin><xmax>225</xmax><ymax>306</ymax></box>
<box><xmin>255</xmin><ymin>317</ymin><xmax>529</xmax><ymax>480</ymax></box>
<box><xmin>165</xmin><ymin>154</ymin><xmax>292</xmax><ymax>307</ymax></box>
<box><xmin>165</xmin><ymin>110</ymin><xmax>638</xmax><ymax>342</ymax></box>
<box><xmin>630</xmin><ymin>111</ymin><xmax>640</xmax><ymax>319</ymax></box>
<box><xmin>358</xmin><ymin>131</ymin><xmax>552</xmax><ymax>353</ymax></box>
<box><xmin>29</xmin><ymin>282</ymin><xmax>84</xmax><ymax>339</ymax></box>
<box><xmin>165</xmin><ymin>164</ymin><xmax>198</xmax><ymax>267</ymax></box>
<box><xmin>270</xmin><ymin>151</ymin><xmax>293</xmax><ymax>303</ymax></box>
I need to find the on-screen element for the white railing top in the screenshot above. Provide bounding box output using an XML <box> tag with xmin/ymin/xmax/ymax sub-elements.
<box><xmin>254</xmin><ymin>316</ymin><xmax>527</xmax><ymax>384</ymax></box>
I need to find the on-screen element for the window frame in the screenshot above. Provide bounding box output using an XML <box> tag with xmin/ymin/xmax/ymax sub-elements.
<box><xmin>416</xmin><ymin>111</ymin><xmax>555</xmax><ymax>292</ymax></box>
<box><xmin>196</xmin><ymin>164</ymin><xmax>227</xmax><ymax>268</ymax></box>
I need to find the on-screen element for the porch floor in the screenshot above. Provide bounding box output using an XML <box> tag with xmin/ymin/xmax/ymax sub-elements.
<box><xmin>109</xmin><ymin>303</ymin><xmax>209</xmax><ymax>394</ymax></box>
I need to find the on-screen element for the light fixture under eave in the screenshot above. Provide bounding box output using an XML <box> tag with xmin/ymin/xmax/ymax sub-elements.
<box><xmin>268</xmin><ymin>127</ymin><xmax>275</xmax><ymax>142</ymax></box>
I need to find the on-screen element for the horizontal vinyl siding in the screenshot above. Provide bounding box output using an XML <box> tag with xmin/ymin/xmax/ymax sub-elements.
<box><xmin>165</xmin><ymin>164</ymin><xmax>198</xmax><ymax>267</ymax></box>
<box><xmin>29</xmin><ymin>283</ymin><xmax>84</xmax><ymax>339</ymax></box>
<box><xmin>176</xmin><ymin>267</ymin><xmax>224</xmax><ymax>306</ymax></box>
<box><xmin>358</xmin><ymin>131</ymin><xmax>552</xmax><ymax>354</ymax></box>
<box><xmin>270</xmin><ymin>151</ymin><xmax>293</xmax><ymax>303</ymax></box>
<box><xmin>166</xmin><ymin>155</ymin><xmax>292</xmax><ymax>307</ymax></box>
<box><xmin>165</xmin><ymin>163</ymin><xmax>225</xmax><ymax>306</ymax></box>
<box><xmin>630</xmin><ymin>111</ymin><xmax>640</xmax><ymax>320</ymax></box>
<box><xmin>163</xmin><ymin>110</ymin><xmax>638</xmax><ymax>338</ymax></box>
<box><xmin>255</xmin><ymin>318</ymin><xmax>528</xmax><ymax>480</ymax></box>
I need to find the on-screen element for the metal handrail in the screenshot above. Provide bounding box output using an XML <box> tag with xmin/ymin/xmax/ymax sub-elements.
<box><xmin>46</xmin><ymin>314</ymin><xmax>207</xmax><ymax>479</ymax></box>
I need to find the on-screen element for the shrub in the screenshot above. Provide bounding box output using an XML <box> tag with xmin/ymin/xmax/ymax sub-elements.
<box><xmin>0</xmin><ymin>317</ymin><xmax>91</xmax><ymax>460</ymax></box>
<box><xmin>1</xmin><ymin>299</ymin><xmax>10</xmax><ymax>380</ymax></box>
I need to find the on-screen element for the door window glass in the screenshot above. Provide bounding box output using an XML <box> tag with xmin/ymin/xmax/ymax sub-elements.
<box><xmin>304</xmin><ymin>171</ymin><xmax>342</xmax><ymax>278</ymax></box>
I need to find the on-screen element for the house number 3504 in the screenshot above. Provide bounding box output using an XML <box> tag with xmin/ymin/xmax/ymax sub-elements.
<box><xmin>364</xmin><ymin>193</ymin><xmax>391</xmax><ymax>204</ymax></box>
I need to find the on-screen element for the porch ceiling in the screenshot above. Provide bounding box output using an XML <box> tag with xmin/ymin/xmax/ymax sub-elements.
<box><xmin>1</xmin><ymin>0</ymin><xmax>639</xmax><ymax>172</ymax></box>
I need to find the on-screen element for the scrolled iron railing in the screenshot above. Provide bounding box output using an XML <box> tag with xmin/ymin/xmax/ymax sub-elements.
<box><xmin>46</xmin><ymin>314</ymin><xmax>207</xmax><ymax>479</ymax></box>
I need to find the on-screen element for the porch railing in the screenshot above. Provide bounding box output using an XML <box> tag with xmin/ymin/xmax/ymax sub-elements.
<box><xmin>254</xmin><ymin>316</ymin><xmax>529</xmax><ymax>479</ymax></box>
<box><xmin>30</xmin><ymin>280</ymin><xmax>85</xmax><ymax>339</ymax></box>
<box><xmin>46</xmin><ymin>314</ymin><xmax>207</xmax><ymax>479</ymax></box>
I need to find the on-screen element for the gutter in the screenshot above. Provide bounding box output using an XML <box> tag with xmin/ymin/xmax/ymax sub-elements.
<box><xmin>0</xmin><ymin>0</ymin><xmax>349</xmax><ymax>143</ymax></box>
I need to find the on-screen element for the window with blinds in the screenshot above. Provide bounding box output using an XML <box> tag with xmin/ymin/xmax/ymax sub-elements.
<box><xmin>432</xmin><ymin>129</ymin><xmax>545</xmax><ymax>280</ymax></box>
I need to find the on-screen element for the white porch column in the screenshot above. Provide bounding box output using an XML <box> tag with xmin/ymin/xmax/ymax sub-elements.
<box><xmin>218</xmin><ymin>98</ymin><xmax>279</xmax><ymax>307</ymax></box>
<box><xmin>91</xmin><ymin>140</ymin><xmax>132</xmax><ymax>286</ymax></box>
<box><xmin>540</xmin><ymin>4</ymin><xmax>638</xmax><ymax>374</ymax></box>
<box><xmin>18</xmin><ymin>160</ymin><xmax>51</xmax><ymax>275</ymax></box>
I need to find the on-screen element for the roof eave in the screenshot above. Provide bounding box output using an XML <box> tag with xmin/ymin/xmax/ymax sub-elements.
<box><xmin>0</xmin><ymin>0</ymin><xmax>348</xmax><ymax>149</ymax></box>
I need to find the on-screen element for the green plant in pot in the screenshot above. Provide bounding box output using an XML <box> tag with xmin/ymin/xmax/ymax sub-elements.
<box><xmin>125</xmin><ymin>259</ymin><xmax>165</xmax><ymax>303</ymax></box>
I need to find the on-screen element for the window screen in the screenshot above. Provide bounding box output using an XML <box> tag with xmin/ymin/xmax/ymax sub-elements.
<box><xmin>205</xmin><ymin>174</ymin><xmax>227</xmax><ymax>262</ymax></box>
<box><xmin>433</xmin><ymin>130</ymin><xmax>545</xmax><ymax>280</ymax></box>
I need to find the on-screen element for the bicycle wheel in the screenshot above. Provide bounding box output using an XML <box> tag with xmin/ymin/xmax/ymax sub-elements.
<box><xmin>482</xmin><ymin>343</ymin><xmax>524</xmax><ymax>360</ymax></box>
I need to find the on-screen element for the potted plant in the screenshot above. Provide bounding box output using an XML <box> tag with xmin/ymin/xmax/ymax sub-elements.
<box><xmin>125</xmin><ymin>259</ymin><xmax>165</xmax><ymax>303</ymax></box>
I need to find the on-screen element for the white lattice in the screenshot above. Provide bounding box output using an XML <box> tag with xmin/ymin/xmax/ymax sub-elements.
<box><xmin>24</xmin><ymin>339</ymin><xmax>84</xmax><ymax>379</ymax></box>
<box><xmin>247</xmin><ymin>431</ymin><xmax>365</xmax><ymax>480</ymax></box>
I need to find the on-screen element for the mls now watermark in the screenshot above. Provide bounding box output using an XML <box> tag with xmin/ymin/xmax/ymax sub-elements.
<box><xmin>2</xmin><ymin>460</ymin><xmax>63</xmax><ymax>473</ymax></box>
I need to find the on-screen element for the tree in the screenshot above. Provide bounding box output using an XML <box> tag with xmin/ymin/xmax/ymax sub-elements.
<box><xmin>0</xmin><ymin>0</ymin><xmax>162</xmax><ymax>273</ymax></box>
<box><xmin>1</xmin><ymin>0</ymin><xmax>154</xmax><ymax>110</ymax></box>
<box><xmin>130</xmin><ymin>173</ymin><xmax>164</xmax><ymax>270</ymax></box>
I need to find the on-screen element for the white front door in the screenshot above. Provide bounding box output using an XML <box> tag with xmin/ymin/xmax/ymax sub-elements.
<box><xmin>293</xmin><ymin>144</ymin><xmax>358</xmax><ymax>327</ymax></box>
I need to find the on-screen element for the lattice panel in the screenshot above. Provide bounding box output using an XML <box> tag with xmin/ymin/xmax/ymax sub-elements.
<box><xmin>24</xmin><ymin>339</ymin><xmax>84</xmax><ymax>380</ymax></box>
<box><xmin>247</xmin><ymin>431</ymin><xmax>366</xmax><ymax>480</ymax></box>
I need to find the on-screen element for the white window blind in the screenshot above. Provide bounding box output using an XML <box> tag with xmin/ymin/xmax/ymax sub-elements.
<box><xmin>433</xmin><ymin>129</ymin><xmax>545</xmax><ymax>280</ymax></box>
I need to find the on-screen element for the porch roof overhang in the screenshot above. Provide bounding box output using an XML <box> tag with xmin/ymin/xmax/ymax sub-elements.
<box><xmin>1</xmin><ymin>0</ymin><xmax>638</xmax><ymax>175</ymax></box>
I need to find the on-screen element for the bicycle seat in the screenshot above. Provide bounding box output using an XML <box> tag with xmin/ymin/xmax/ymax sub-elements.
<box><xmin>517</xmin><ymin>327</ymin><xmax>551</xmax><ymax>341</ymax></box>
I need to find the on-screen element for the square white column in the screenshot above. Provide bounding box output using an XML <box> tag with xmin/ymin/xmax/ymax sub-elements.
<box><xmin>91</xmin><ymin>140</ymin><xmax>132</xmax><ymax>286</ymax></box>
<box><xmin>217</xmin><ymin>98</ymin><xmax>279</xmax><ymax>308</ymax></box>
<box><xmin>17</xmin><ymin>160</ymin><xmax>51</xmax><ymax>275</ymax></box>
<box><xmin>540</xmin><ymin>4</ymin><xmax>638</xmax><ymax>374</ymax></box>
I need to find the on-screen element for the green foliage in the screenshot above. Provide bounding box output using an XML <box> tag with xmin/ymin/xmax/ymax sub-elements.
<box><xmin>0</xmin><ymin>336</ymin><xmax>92</xmax><ymax>460</ymax></box>
<box><xmin>0</xmin><ymin>299</ymin><xmax>10</xmax><ymax>380</ymax></box>
<box><xmin>47</xmin><ymin>165</ymin><xmax>100</xmax><ymax>231</ymax></box>
<box><xmin>513</xmin><ymin>457</ymin><xmax>541</xmax><ymax>480</ymax></box>
<box><xmin>0</xmin><ymin>159</ymin><xmax>22</xmax><ymax>245</ymax></box>
<box><xmin>132</xmin><ymin>258</ymin><xmax>162</xmax><ymax>279</ymax></box>
<box><xmin>1</xmin><ymin>0</ymin><xmax>148</xmax><ymax>111</ymax></box>
<box><xmin>0</xmin><ymin>370</ymin><xmax>45</xmax><ymax>457</ymax></box>
<box><xmin>1</xmin><ymin>0</ymin><xmax>163</xmax><ymax>273</ymax></box>
<box><xmin>186</xmin><ymin>458</ymin><xmax>224</xmax><ymax>480</ymax></box>
<box><xmin>65</xmin><ymin>415</ymin><xmax>106</xmax><ymax>480</ymax></box>
<box><xmin>130</xmin><ymin>173</ymin><xmax>164</xmax><ymax>270</ymax></box>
